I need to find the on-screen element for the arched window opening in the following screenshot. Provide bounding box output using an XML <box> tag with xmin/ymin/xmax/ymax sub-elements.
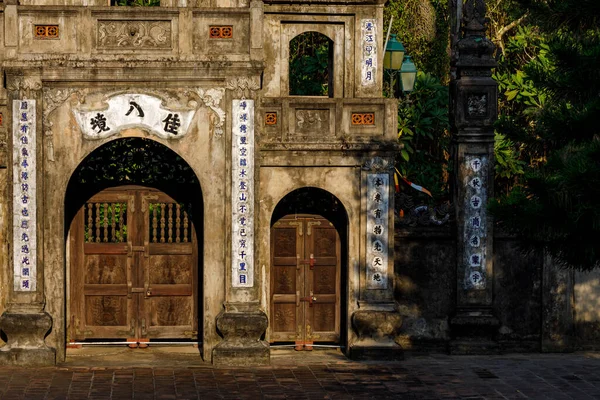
<box><xmin>289</xmin><ymin>32</ymin><xmax>334</xmax><ymax>97</ymax></box>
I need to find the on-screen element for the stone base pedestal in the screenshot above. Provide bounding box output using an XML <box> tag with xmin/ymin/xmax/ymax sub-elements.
<box><xmin>212</xmin><ymin>305</ymin><xmax>269</xmax><ymax>366</ymax></box>
<box><xmin>450</xmin><ymin>308</ymin><xmax>499</xmax><ymax>355</ymax></box>
<box><xmin>349</xmin><ymin>305</ymin><xmax>403</xmax><ymax>360</ymax></box>
<box><xmin>0</xmin><ymin>310</ymin><xmax>56</xmax><ymax>366</ymax></box>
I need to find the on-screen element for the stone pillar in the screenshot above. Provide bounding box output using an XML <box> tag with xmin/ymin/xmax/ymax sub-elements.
<box><xmin>349</xmin><ymin>157</ymin><xmax>403</xmax><ymax>360</ymax></box>
<box><xmin>0</xmin><ymin>69</ymin><xmax>55</xmax><ymax>366</ymax></box>
<box><xmin>212</xmin><ymin>81</ymin><xmax>269</xmax><ymax>366</ymax></box>
<box><xmin>448</xmin><ymin>0</ymin><xmax>500</xmax><ymax>354</ymax></box>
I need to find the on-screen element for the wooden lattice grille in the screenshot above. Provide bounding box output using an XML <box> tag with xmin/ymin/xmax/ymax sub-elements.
<box><xmin>149</xmin><ymin>203</ymin><xmax>191</xmax><ymax>243</ymax></box>
<box><xmin>84</xmin><ymin>202</ymin><xmax>127</xmax><ymax>243</ymax></box>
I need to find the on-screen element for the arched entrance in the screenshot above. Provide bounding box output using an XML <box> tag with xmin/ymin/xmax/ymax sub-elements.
<box><xmin>65</xmin><ymin>138</ymin><xmax>203</xmax><ymax>346</ymax></box>
<box><xmin>270</xmin><ymin>187</ymin><xmax>348</xmax><ymax>350</ymax></box>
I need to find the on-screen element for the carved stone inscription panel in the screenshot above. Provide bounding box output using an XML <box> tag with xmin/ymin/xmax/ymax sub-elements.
<box><xmin>366</xmin><ymin>174</ymin><xmax>389</xmax><ymax>290</ymax></box>
<box><xmin>13</xmin><ymin>100</ymin><xmax>37</xmax><ymax>292</ymax></box>
<box><xmin>231</xmin><ymin>99</ymin><xmax>255</xmax><ymax>288</ymax></box>
<box><xmin>73</xmin><ymin>94</ymin><xmax>196</xmax><ymax>140</ymax></box>
<box><xmin>462</xmin><ymin>155</ymin><xmax>488</xmax><ymax>290</ymax></box>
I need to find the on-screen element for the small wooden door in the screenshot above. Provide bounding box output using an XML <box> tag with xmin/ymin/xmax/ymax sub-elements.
<box><xmin>270</xmin><ymin>215</ymin><xmax>340</xmax><ymax>349</ymax></box>
<box><xmin>69</xmin><ymin>186</ymin><xmax>198</xmax><ymax>342</ymax></box>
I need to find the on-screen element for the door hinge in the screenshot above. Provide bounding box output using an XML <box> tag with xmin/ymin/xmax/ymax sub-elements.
<box><xmin>306</xmin><ymin>221</ymin><xmax>321</xmax><ymax>235</ymax></box>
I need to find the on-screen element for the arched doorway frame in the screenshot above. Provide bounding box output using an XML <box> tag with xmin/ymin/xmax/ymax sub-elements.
<box><xmin>42</xmin><ymin>92</ymin><xmax>226</xmax><ymax>363</ymax></box>
<box><xmin>257</xmin><ymin>166</ymin><xmax>362</xmax><ymax>354</ymax></box>
<box><xmin>268</xmin><ymin>187</ymin><xmax>349</xmax><ymax>349</ymax></box>
<box><xmin>64</xmin><ymin>138</ymin><xmax>203</xmax><ymax>347</ymax></box>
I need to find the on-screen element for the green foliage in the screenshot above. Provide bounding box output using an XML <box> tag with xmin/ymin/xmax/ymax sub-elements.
<box><xmin>396</xmin><ymin>72</ymin><xmax>450</xmax><ymax>201</ymax></box>
<box><xmin>384</xmin><ymin>0</ymin><xmax>450</xmax><ymax>82</ymax></box>
<box><xmin>493</xmin><ymin>132</ymin><xmax>525</xmax><ymax>195</ymax></box>
<box><xmin>490</xmin><ymin>0</ymin><xmax>600</xmax><ymax>270</ymax></box>
<box><xmin>289</xmin><ymin>32</ymin><xmax>331</xmax><ymax>96</ymax></box>
<box><xmin>75</xmin><ymin>138</ymin><xmax>198</xmax><ymax>186</ymax></box>
<box><xmin>492</xmin><ymin>25</ymin><xmax>548</xmax><ymax>189</ymax></box>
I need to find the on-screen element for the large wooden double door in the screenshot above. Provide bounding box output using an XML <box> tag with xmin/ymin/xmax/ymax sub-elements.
<box><xmin>69</xmin><ymin>186</ymin><xmax>198</xmax><ymax>342</ymax></box>
<box><xmin>270</xmin><ymin>215</ymin><xmax>340</xmax><ymax>349</ymax></box>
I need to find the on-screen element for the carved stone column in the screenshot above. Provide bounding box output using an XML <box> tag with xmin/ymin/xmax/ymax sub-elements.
<box><xmin>0</xmin><ymin>69</ymin><xmax>55</xmax><ymax>366</ymax></box>
<box><xmin>349</xmin><ymin>157</ymin><xmax>403</xmax><ymax>360</ymax></box>
<box><xmin>212</xmin><ymin>78</ymin><xmax>269</xmax><ymax>366</ymax></box>
<box><xmin>448</xmin><ymin>0</ymin><xmax>500</xmax><ymax>354</ymax></box>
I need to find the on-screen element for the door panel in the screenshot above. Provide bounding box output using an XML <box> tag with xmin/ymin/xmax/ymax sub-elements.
<box><xmin>142</xmin><ymin>191</ymin><xmax>197</xmax><ymax>339</ymax></box>
<box><xmin>270</xmin><ymin>215</ymin><xmax>340</xmax><ymax>348</ymax></box>
<box><xmin>270</xmin><ymin>222</ymin><xmax>303</xmax><ymax>342</ymax></box>
<box><xmin>69</xmin><ymin>186</ymin><xmax>197</xmax><ymax>342</ymax></box>
<box><xmin>306</xmin><ymin>222</ymin><xmax>340</xmax><ymax>343</ymax></box>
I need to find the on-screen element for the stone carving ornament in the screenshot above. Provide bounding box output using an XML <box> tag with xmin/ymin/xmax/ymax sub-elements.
<box><xmin>467</xmin><ymin>94</ymin><xmax>487</xmax><ymax>117</ymax></box>
<box><xmin>6</xmin><ymin>75</ymin><xmax>42</xmax><ymax>98</ymax></box>
<box><xmin>361</xmin><ymin>156</ymin><xmax>393</xmax><ymax>172</ymax></box>
<box><xmin>193</xmin><ymin>88</ymin><xmax>226</xmax><ymax>135</ymax></box>
<box><xmin>462</xmin><ymin>0</ymin><xmax>487</xmax><ymax>36</ymax></box>
<box><xmin>98</xmin><ymin>20</ymin><xmax>171</xmax><ymax>48</ymax></box>
<box><xmin>43</xmin><ymin>88</ymin><xmax>84</xmax><ymax>161</ymax></box>
<box><xmin>225</xmin><ymin>77</ymin><xmax>260</xmax><ymax>99</ymax></box>
<box><xmin>296</xmin><ymin>109</ymin><xmax>327</xmax><ymax>131</ymax></box>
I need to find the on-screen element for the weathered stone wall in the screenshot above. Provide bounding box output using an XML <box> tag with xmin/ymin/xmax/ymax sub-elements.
<box><xmin>574</xmin><ymin>269</ymin><xmax>600</xmax><ymax>350</ymax></box>
<box><xmin>493</xmin><ymin>234</ymin><xmax>542</xmax><ymax>352</ymax></box>
<box><xmin>394</xmin><ymin>227</ymin><xmax>455</xmax><ymax>353</ymax></box>
<box><xmin>393</xmin><ymin>225</ymin><xmax>556</xmax><ymax>354</ymax></box>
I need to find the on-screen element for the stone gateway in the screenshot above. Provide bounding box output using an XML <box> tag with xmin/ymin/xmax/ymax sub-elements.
<box><xmin>1</xmin><ymin>0</ymin><xmax>597</xmax><ymax>367</ymax></box>
<box><xmin>0</xmin><ymin>0</ymin><xmax>403</xmax><ymax>366</ymax></box>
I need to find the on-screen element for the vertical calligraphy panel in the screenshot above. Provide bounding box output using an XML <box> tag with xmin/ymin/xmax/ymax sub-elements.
<box><xmin>366</xmin><ymin>174</ymin><xmax>389</xmax><ymax>289</ymax></box>
<box><xmin>12</xmin><ymin>100</ymin><xmax>37</xmax><ymax>292</ymax></box>
<box><xmin>463</xmin><ymin>155</ymin><xmax>488</xmax><ymax>290</ymax></box>
<box><xmin>231</xmin><ymin>100</ymin><xmax>254</xmax><ymax>288</ymax></box>
<box><xmin>361</xmin><ymin>19</ymin><xmax>377</xmax><ymax>87</ymax></box>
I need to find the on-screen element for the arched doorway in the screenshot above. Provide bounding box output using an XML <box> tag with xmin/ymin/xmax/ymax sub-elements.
<box><xmin>270</xmin><ymin>187</ymin><xmax>348</xmax><ymax>350</ymax></box>
<box><xmin>65</xmin><ymin>138</ymin><xmax>203</xmax><ymax>346</ymax></box>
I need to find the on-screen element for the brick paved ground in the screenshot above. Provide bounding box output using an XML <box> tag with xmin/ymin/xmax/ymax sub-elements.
<box><xmin>0</xmin><ymin>349</ymin><xmax>599</xmax><ymax>399</ymax></box>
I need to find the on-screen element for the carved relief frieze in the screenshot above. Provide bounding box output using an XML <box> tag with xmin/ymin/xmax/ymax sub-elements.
<box><xmin>97</xmin><ymin>20</ymin><xmax>172</xmax><ymax>49</ymax></box>
<box><xmin>225</xmin><ymin>77</ymin><xmax>260</xmax><ymax>99</ymax></box>
<box><xmin>295</xmin><ymin>109</ymin><xmax>329</xmax><ymax>135</ymax></box>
